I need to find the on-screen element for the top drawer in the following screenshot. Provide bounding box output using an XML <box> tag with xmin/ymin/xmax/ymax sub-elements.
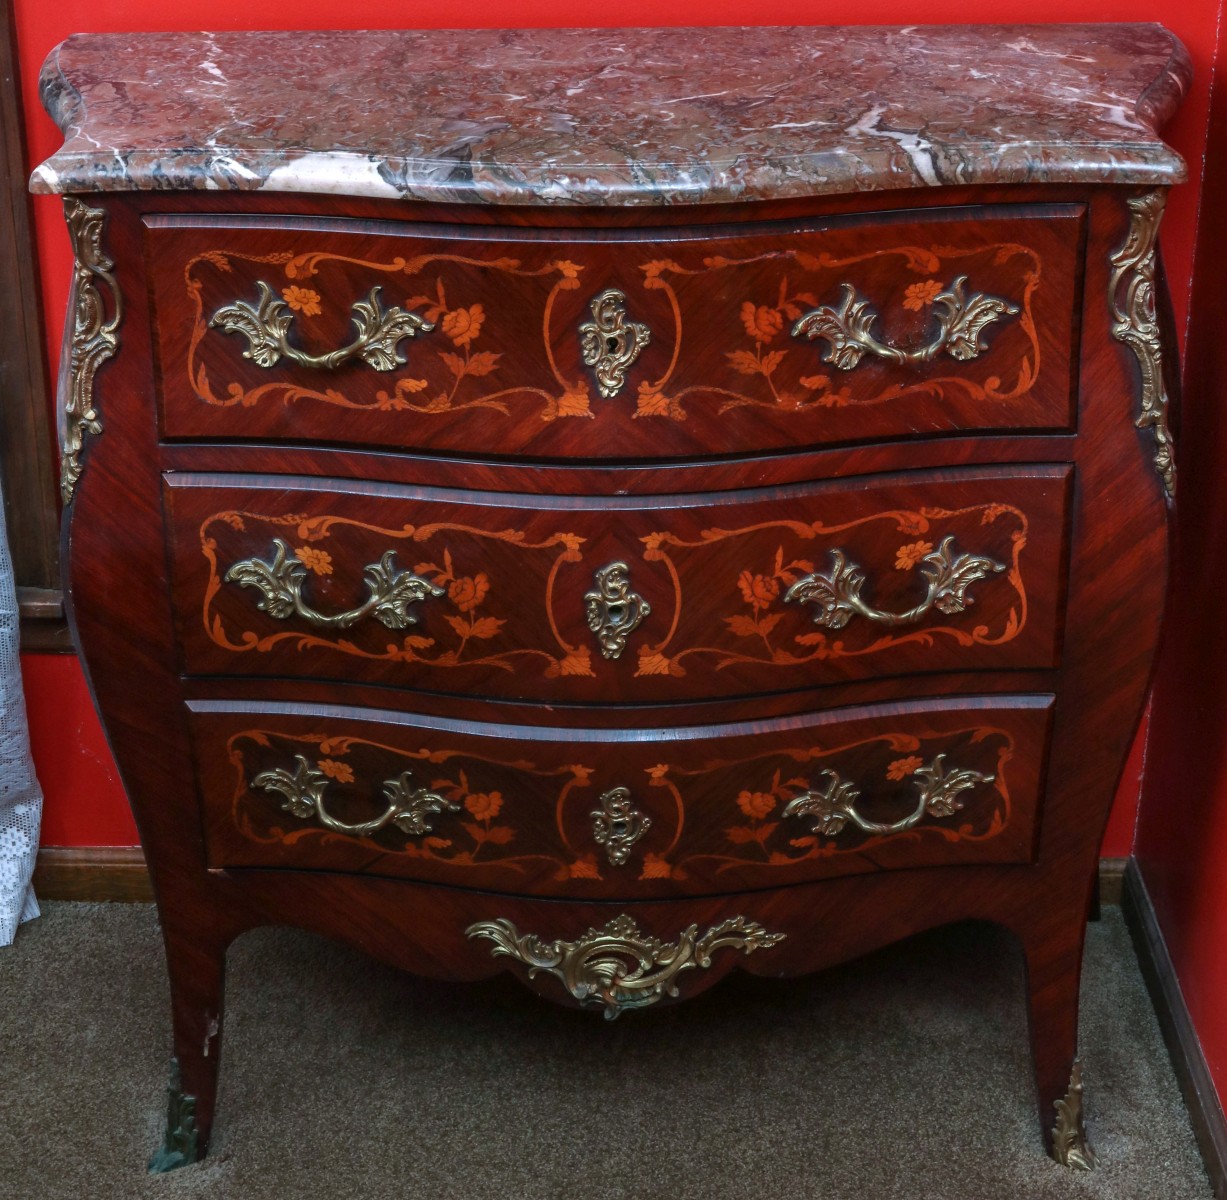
<box><xmin>147</xmin><ymin>205</ymin><xmax>1083</xmax><ymax>460</ymax></box>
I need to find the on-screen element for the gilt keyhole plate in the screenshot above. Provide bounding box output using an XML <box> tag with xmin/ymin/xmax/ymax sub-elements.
<box><xmin>584</xmin><ymin>562</ymin><xmax>650</xmax><ymax>659</ymax></box>
<box><xmin>579</xmin><ymin>288</ymin><xmax>650</xmax><ymax>398</ymax></box>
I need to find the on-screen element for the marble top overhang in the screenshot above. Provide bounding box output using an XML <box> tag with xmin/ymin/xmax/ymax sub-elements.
<box><xmin>32</xmin><ymin>24</ymin><xmax>1191</xmax><ymax>206</ymax></box>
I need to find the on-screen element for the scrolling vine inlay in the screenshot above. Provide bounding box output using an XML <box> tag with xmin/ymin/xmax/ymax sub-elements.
<box><xmin>185</xmin><ymin>248</ymin><xmax>598</xmax><ymax>420</ymax></box>
<box><xmin>200</xmin><ymin>511</ymin><xmax>595</xmax><ymax>677</ymax></box>
<box><xmin>634</xmin><ymin>502</ymin><xmax>1028</xmax><ymax>679</ymax></box>
<box><xmin>219</xmin><ymin>722</ymin><xmax>1020</xmax><ymax>889</ymax></box>
<box><xmin>632</xmin><ymin>243</ymin><xmax>1041</xmax><ymax>421</ymax></box>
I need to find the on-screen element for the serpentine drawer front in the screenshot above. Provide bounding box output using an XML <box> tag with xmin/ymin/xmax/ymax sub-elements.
<box><xmin>38</xmin><ymin>24</ymin><xmax>1185</xmax><ymax>1174</ymax></box>
<box><xmin>165</xmin><ymin>464</ymin><xmax>1071</xmax><ymax>700</ymax></box>
<box><xmin>190</xmin><ymin>695</ymin><xmax>1054</xmax><ymax>895</ymax></box>
<box><xmin>148</xmin><ymin>205</ymin><xmax>1082</xmax><ymax>459</ymax></box>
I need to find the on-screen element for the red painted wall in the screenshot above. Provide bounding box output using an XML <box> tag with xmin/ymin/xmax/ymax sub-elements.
<box><xmin>1136</xmin><ymin>0</ymin><xmax>1227</xmax><ymax>1115</ymax></box>
<box><xmin>12</xmin><ymin>1</ymin><xmax>1216</xmax><ymax>859</ymax></box>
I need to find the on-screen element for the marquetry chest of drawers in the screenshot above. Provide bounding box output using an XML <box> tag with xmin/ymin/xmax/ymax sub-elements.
<box><xmin>34</xmin><ymin>24</ymin><xmax>1188</xmax><ymax>1173</ymax></box>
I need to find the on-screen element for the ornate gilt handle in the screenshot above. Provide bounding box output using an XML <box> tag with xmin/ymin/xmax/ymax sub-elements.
<box><xmin>783</xmin><ymin>535</ymin><xmax>1004</xmax><ymax>630</ymax></box>
<box><xmin>791</xmin><ymin>277</ymin><xmax>1018</xmax><ymax>369</ymax></box>
<box><xmin>590</xmin><ymin>787</ymin><xmax>651</xmax><ymax>866</ymax></box>
<box><xmin>225</xmin><ymin>538</ymin><xmax>444</xmax><ymax>630</ymax></box>
<box><xmin>579</xmin><ymin>288</ymin><xmax>651</xmax><ymax>398</ymax></box>
<box><xmin>252</xmin><ymin>754</ymin><xmax>460</xmax><ymax>840</ymax></box>
<box><xmin>584</xmin><ymin>562</ymin><xmax>651</xmax><ymax>659</ymax></box>
<box><xmin>782</xmin><ymin>754</ymin><xmax>994</xmax><ymax>838</ymax></box>
<box><xmin>466</xmin><ymin>914</ymin><xmax>785</xmax><ymax>1019</ymax></box>
<box><xmin>211</xmin><ymin>282</ymin><xmax>434</xmax><ymax>370</ymax></box>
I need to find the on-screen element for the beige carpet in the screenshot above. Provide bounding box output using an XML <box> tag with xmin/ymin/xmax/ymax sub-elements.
<box><xmin>0</xmin><ymin>902</ymin><xmax>1212</xmax><ymax>1199</ymax></box>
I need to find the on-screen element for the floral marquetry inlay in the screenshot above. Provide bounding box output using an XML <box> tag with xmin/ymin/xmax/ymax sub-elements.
<box><xmin>201</xmin><ymin>510</ymin><xmax>594</xmax><ymax>677</ymax></box>
<box><xmin>672</xmin><ymin>726</ymin><xmax>1017</xmax><ymax>879</ymax></box>
<box><xmin>218</xmin><ymin>719</ymin><xmax>1024</xmax><ymax>892</ymax></box>
<box><xmin>631</xmin><ymin>242</ymin><xmax>1039</xmax><ymax>422</ymax></box>
<box><xmin>186</xmin><ymin>248</ymin><xmax>597</xmax><ymax>421</ymax></box>
<box><xmin>634</xmin><ymin>501</ymin><xmax>1029</xmax><ymax>680</ymax></box>
<box><xmin>228</xmin><ymin>730</ymin><xmax>583</xmax><ymax>877</ymax></box>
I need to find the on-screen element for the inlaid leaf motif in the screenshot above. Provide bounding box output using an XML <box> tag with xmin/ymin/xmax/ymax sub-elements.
<box><xmin>727</xmin><ymin>349</ymin><xmax>764</xmax><ymax>376</ymax></box>
<box><xmin>468</xmin><ymin>616</ymin><xmax>504</xmax><ymax>640</ymax></box>
<box><xmin>464</xmin><ymin>351</ymin><xmax>501</xmax><ymax>377</ymax></box>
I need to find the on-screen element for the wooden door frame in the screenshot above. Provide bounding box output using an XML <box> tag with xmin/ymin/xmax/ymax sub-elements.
<box><xmin>0</xmin><ymin>0</ymin><xmax>68</xmax><ymax>650</ymax></box>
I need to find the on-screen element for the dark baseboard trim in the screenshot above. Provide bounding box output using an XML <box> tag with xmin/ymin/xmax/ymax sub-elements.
<box><xmin>1098</xmin><ymin>856</ymin><xmax>1128</xmax><ymax>906</ymax></box>
<box><xmin>1122</xmin><ymin>858</ymin><xmax>1227</xmax><ymax>1199</ymax></box>
<box><xmin>32</xmin><ymin>847</ymin><xmax>152</xmax><ymax>903</ymax></box>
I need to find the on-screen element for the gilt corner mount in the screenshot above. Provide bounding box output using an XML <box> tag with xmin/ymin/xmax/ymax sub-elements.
<box><xmin>60</xmin><ymin>197</ymin><xmax>122</xmax><ymax>505</ymax></box>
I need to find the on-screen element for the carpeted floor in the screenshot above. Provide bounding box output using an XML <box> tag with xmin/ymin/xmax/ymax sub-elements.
<box><xmin>0</xmin><ymin>902</ymin><xmax>1212</xmax><ymax>1199</ymax></box>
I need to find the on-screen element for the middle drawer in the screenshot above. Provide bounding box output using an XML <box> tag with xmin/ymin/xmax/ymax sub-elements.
<box><xmin>165</xmin><ymin>464</ymin><xmax>1071</xmax><ymax>702</ymax></box>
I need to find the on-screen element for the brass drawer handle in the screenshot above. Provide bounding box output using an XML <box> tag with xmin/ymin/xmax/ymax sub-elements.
<box><xmin>252</xmin><ymin>754</ymin><xmax>460</xmax><ymax>840</ymax></box>
<box><xmin>225</xmin><ymin>538</ymin><xmax>444</xmax><ymax>631</ymax></box>
<box><xmin>783</xmin><ymin>535</ymin><xmax>1004</xmax><ymax>630</ymax></box>
<box><xmin>792</xmin><ymin>276</ymin><xmax>1017</xmax><ymax>369</ymax></box>
<box><xmin>466</xmin><ymin>914</ymin><xmax>785</xmax><ymax>1019</ymax></box>
<box><xmin>590</xmin><ymin>787</ymin><xmax>651</xmax><ymax>866</ymax></box>
<box><xmin>211</xmin><ymin>282</ymin><xmax>434</xmax><ymax>371</ymax></box>
<box><xmin>783</xmin><ymin>753</ymin><xmax>993</xmax><ymax>838</ymax></box>
<box><xmin>584</xmin><ymin>561</ymin><xmax>650</xmax><ymax>659</ymax></box>
<box><xmin>579</xmin><ymin>288</ymin><xmax>651</xmax><ymax>398</ymax></box>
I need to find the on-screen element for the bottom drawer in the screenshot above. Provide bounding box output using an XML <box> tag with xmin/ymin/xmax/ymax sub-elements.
<box><xmin>189</xmin><ymin>694</ymin><xmax>1053</xmax><ymax>899</ymax></box>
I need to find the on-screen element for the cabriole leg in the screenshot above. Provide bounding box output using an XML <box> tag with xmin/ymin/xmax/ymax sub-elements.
<box><xmin>1017</xmin><ymin>918</ymin><xmax>1096</xmax><ymax>1169</ymax></box>
<box><xmin>149</xmin><ymin>927</ymin><xmax>226</xmax><ymax>1172</ymax></box>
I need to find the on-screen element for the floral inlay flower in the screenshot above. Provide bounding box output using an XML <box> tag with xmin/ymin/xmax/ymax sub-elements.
<box><xmin>449</xmin><ymin>573</ymin><xmax>490</xmax><ymax>613</ymax></box>
<box><xmin>465</xmin><ymin>791</ymin><xmax>503</xmax><ymax>821</ymax></box>
<box><xmin>295</xmin><ymin>546</ymin><xmax>333</xmax><ymax>576</ymax></box>
<box><xmin>317</xmin><ymin>759</ymin><xmax>354</xmax><ymax>783</ymax></box>
<box><xmin>886</xmin><ymin>755</ymin><xmax>924</xmax><ymax>782</ymax></box>
<box><xmin>281</xmin><ymin>286</ymin><xmax>322</xmax><ymax>316</ymax></box>
<box><xmin>894</xmin><ymin>541</ymin><xmax>933</xmax><ymax>571</ymax></box>
<box><xmin>740</xmin><ymin>301</ymin><xmax>784</xmax><ymax>343</ymax></box>
<box><xmin>442</xmin><ymin>304</ymin><xmax>485</xmax><ymax>347</ymax></box>
<box><xmin>736</xmin><ymin>790</ymin><xmax>776</xmax><ymax>820</ymax></box>
<box><xmin>737</xmin><ymin>570</ymin><xmax>779</xmax><ymax>610</ymax></box>
<box><xmin>903</xmin><ymin>280</ymin><xmax>943</xmax><ymax>311</ymax></box>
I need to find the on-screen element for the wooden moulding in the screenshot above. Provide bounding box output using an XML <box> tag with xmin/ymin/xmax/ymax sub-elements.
<box><xmin>32</xmin><ymin>847</ymin><xmax>153</xmax><ymax>903</ymax></box>
<box><xmin>0</xmin><ymin>0</ymin><xmax>67</xmax><ymax>650</ymax></box>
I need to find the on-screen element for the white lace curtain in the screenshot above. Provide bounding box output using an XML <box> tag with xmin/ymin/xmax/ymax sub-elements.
<box><xmin>0</xmin><ymin>474</ymin><xmax>42</xmax><ymax>945</ymax></box>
